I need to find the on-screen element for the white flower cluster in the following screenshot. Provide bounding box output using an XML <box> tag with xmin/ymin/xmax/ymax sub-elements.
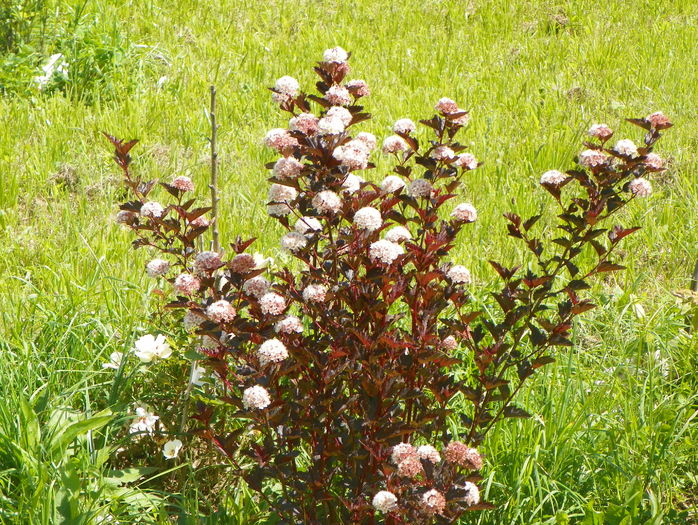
<box><xmin>353</xmin><ymin>207</ymin><xmax>382</xmax><ymax>232</ymax></box>
<box><xmin>275</xmin><ymin>315</ymin><xmax>304</xmax><ymax>334</ymax></box>
<box><xmin>327</xmin><ymin>106</ymin><xmax>352</xmax><ymax>126</ymax></box>
<box><xmin>312</xmin><ymin>190</ymin><xmax>342</xmax><ymax>214</ymax></box>
<box><xmin>579</xmin><ymin>149</ymin><xmax>607</xmax><ymax>168</ymax></box>
<box><xmin>382</xmin><ymin>135</ymin><xmax>409</xmax><ymax>154</ymax></box>
<box><xmin>317</xmin><ymin>116</ymin><xmax>345</xmax><ymax>135</ymax></box>
<box><xmin>451</xmin><ymin>203</ymin><xmax>477</xmax><ymax>223</ymax></box>
<box><xmin>295</xmin><ymin>216</ymin><xmax>323</xmax><ymax>235</ymax></box>
<box><xmin>273</xmin><ymin>157</ymin><xmax>304</xmax><ymax>179</ymax></box>
<box><xmin>613</xmin><ymin>139</ymin><xmax>638</xmax><ymax>158</ymax></box>
<box><xmin>393</xmin><ymin>118</ymin><xmax>416</xmax><ymax>135</ymax></box>
<box><xmin>454</xmin><ymin>152</ymin><xmax>478</xmax><ymax>170</ymax></box>
<box><xmin>432</xmin><ymin>145</ymin><xmax>455</xmax><ymax>161</ymax></box>
<box><xmin>447</xmin><ymin>265</ymin><xmax>471</xmax><ymax>284</ymax></box>
<box><xmin>323</xmin><ymin>46</ymin><xmax>348</xmax><ymax>64</ymax></box>
<box><xmin>264</xmin><ymin>128</ymin><xmax>298</xmax><ymax>152</ymax></box>
<box><xmin>259</xmin><ymin>292</ymin><xmax>286</xmax><ymax>315</ymax></box>
<box><xmin>629</xmin><ymin>178</ymin><xmax>652</xmax><ymax>197</ymax></box>
<box><xmin>303</xmin><ymin>284</ymin><xmax>328</xmax><ymax>303</ymax></box>
<box><xmin>380</xmin><ymin>175</ymin><xmax>406</xmax><ymax>193</ymax></box>
<box><xmin>372</xmin><ymin>491</ymin><xmax>398</xmax><ymax>513</ymax></box>
<box><xmin>384</xmin><ymin>225</ymin><xmax>411</xmax><ymax>243</ymax></box>
<box><xmin>588</xmin><ymin>124</ymin><xmax>613</xmax><ymax>140</ymax></box>
<box><xmin>646</xmin><ymin>111</ymin><xmax>670</xmax><ymax>128</ymax></box>
<box><xmin>540</xmin><ymin>170</ymin><xmax>566</xmax><ymax>186</ymax></box>
<box><xmin>194</xmin><ymin>251</ymin><xmax>222</xmax><ymax>272</ymax></box>
<box><xmin>183</xmin><ymin>310</ymin><xmax>204</xmax><ymax>331</ymax></box>
<box><xmin>258</xmin><ymin>338</ymin><xmax>289</xmax><ymax>366</ymax></box>
<box><xmin>229</xmin><ymin>253</ymin><xmax>256</xmax><ymax>273</ymax></box>
<box><xmin>644</xmin><ymin>153</ymin><xmax>664</xmax><ymax>170</ymax></box>
<box><xmin>171</xmin><ymin>175</ymin><xmax>194</xmax><ymax>192</ymax></box>
<box><xmin>441</xmin><ymin>335</ymin><xmax>458</xmax><ymax>350</ymax></box>
<box><xmin>281</xmin><ymin>232</ymin><xmax>307</xmax><ymax>253</ymax></box>
<box><xmin>434</xmin><ymin>97</ymin><xmax>470</xmax><ymax>125</ymax></box>
<box><xmin>242</xmin><ymin>385</ymin><xmax>271</xmax><ymax>410</ymax></box>
<box><xmin>369</xmin><ymin>240</ymin><xmax>404</xmax><ymax>265</ymax></box>
<box><xmin>407</xmin><ymin>178</ymin><xmax>433</xmax><ymax>198</ymax></box>
<box><xmin>206</xmin><ymin>300</ymin><xmax>236</xmax><ymax>322</ymax></box>
<box><xmin>346</xmin><ymin>79</ymin><xmax>370</xmax><ymax>97</ymax></box>
<box><xmin>356</xmin><ymin>132</ymin><xmax>377</xmax><ymax>150</ymax></box>
<box><xmin>333</xmin><ymin>139</ymin><xmax>370</xmax><ymax>170</ymax></box>
<box><xmin>174</xmin><ymin>273</ymin><xmax>200</xmax><ymax>295</ymax></box>
<box><xmin>326</xmin><ymin>85</ymin><xmax>352</xmax><ymax>106</ymax></box>
<box><xmin>268</xmin><ymin>183</ymin><xmax>298</xmax><ymax>204</ymax></box>
<box><xmin>289</xmin><ymin>113</ymin><xmax>319</xmax><ymax>135</ymax></box>
<box><xmin>421</xmin><ymin>489</ymin><xmax>446</xmax><ymax>514</ymax></box>
<box><xmin>435</xmin><ymin>97</ymin><xmax>459</xmax><ymax>114</ymax></box>
<box><xmin>267</xmin><ymin>184</ymin><xmax>298</xmax><ymax>217</ymax></box>
<box><xmin>273</xmin><ymin>75</ymin><xmax>299</xmax><ymax>103</ymax></box>
<box><xmin>243</xmin><ymin>276</ymin><xmax>270</xmax><ymax>298</ymax></box>
<box><xmin>141</xmin><ymin>201</ymin><xmax>164</xmax><ymax>218</ymax></box>
<box><xmin>341</xmin><ymin>174</ymin><xmax>364</xmax><ymax>194</ymax></box>
<box><xmin>417</xmin><ymin>445</ymin><xmax>441</xmax><ymax>463</ymax></box>
<box><xmin>391</xmin><ymin>442</ymin><xmax>416</xmax><ymax>463</ymax></box>
<box><xmin>146</xmin><ymin>258</ymin><xmax>169</xmax><ymax>277</ymax></box>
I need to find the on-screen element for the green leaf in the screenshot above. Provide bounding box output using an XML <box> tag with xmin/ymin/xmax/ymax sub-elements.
<box><xmin>49</xmin><ymin>410</ymin><xmax>113</xmax><ymax>459</ymax></box>
<box><xmin>582</xmin><ymin>501</ymin><xmax>604</xmax><ymax>525</ymax></box>
<box><xmin>19</xmin><ymin>398</ymin><xmax>40</xmax><ymax>455</ymax></box>
<box><xmin>104</xmin><ymin>467</ymin><xmax>159</xmax><ymax>487</ymax></box>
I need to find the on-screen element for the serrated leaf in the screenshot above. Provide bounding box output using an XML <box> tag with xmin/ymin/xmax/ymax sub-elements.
<box><xmin>503</xmin><ymin>406</ymin><xmax>531</xmax><ymax>419</ymax></box>
<box><xmin>523</xmin><ymin>214</ymin><xmax>542</xmax><ymax>231</ymax></box>
<box><xmin>531</xmin><ymin>356</ymin><xmax>555</xmax><ymax>369</ymax></box>
<box><xmin>568</xmin><ymin>279</ymin><xmax>590</xmax><ymax>291</ymax></box>
<box><xmin>596</xmin><ymin>262</ymin><xmax>626</xmax><ymax>273</ymax></box>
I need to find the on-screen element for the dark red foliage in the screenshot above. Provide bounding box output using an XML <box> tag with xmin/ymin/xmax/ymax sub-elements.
<box><xmin>105</xmin><ymin>52</ymin><xmax>671</xmax><ymax>524</ymax></box>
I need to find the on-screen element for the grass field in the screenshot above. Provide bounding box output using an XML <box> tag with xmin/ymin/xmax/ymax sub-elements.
<box><xmin>0</xmin><ymin>0</ymin><xmax>696</xmax><ymax>523</ymax></box>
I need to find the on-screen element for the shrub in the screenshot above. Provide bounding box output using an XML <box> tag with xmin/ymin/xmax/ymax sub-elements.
<box><xmin>105</xmin><ymin>48</ymin><xmax>672</xmax><ymax>523</ymax></box>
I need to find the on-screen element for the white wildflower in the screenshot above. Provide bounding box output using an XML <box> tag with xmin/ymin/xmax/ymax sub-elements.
<box><xmin>102</xmin><ymin>351</ymin><xmax>124</xmax><ymax>370</ymax></box>
<box><xmin>163</xmin><ymin>439</ymin><xmax>183</xmax><ymax>459</ymax></box>
<box><xmin>133</xmin><ymin>334</ymin><xmax>172</xmax><ymax>363</ymax></box>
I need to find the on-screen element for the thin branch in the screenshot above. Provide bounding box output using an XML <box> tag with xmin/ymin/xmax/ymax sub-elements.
<box><xmin>209</xmin><ymin>84</ymin><xmax>221</xmax><ymax>253</ymax></box>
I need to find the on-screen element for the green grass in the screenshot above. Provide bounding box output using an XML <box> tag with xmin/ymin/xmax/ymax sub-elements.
<box><xmin>0</xmin><ymin>0</ymin><xmax>696</xmax><ymax>522</ymax></box>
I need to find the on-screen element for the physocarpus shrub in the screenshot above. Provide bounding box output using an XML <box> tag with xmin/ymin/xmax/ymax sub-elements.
<box><xmin>105</xmin><ymin>47</ymin><xmax>672</xmax><ymax>524</ymax></box>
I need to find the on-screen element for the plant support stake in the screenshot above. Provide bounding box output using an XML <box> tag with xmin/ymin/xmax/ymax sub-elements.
<box><xmin>209</xmin><ymin>85</ymin><xmax>220</xmax><ymax>253</ymax></box>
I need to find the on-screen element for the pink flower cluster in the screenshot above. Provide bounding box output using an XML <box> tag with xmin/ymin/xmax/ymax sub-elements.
<box><xmin>207</xmin><ymin>300</ymin><xmax>236</xmax><ymax>323</ymax></box>
<box><xmin>289</xmin><ymin>113</ymin><xmax>319</xmax><ymax>135</ymax></box>
<box><xmin>443</xmin><ymin>441</ymin><xmax>483</xmax><ymax>470</ymax></box>
<box><xmin>229</xmin><ymin>253</ymin><xmax>256</xmax><ymax>273</ymax></box>
<box><xmin>381</xmin><ymin>441</ymin><xmax>482</xmax><ymax>514</ymax></box>
<box><xmin>435</xmin><ymin>97</ymin><xmax>470</xmax><ymax>126</ymax></box>
<box><xmin>264</xmin><ymin>128</ymin><xmax>298</xmax><ymax>154</ymax></box>
<box><xmin>171</xmin><ymin>175</ymin><xmax>194</xmax><ymax>192</ymax></box>
<box><xmin>333</xmin><ymin>139</ymin><xmax>371</xmax><ymax>170</ymax></box>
